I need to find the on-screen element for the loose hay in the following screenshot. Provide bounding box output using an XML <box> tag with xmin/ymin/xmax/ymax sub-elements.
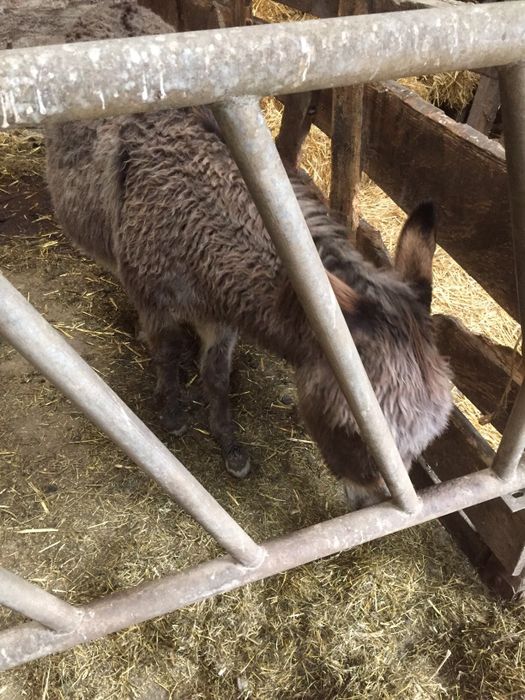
<box><xmin>399</xmin><ymin>72</ymin><xmax>479</xmax><ymax>112</ymax></box>
<box><xmin>1</xmin><ymin>50</ymin><xmax>524</xmax><ymax>700</ymax></box>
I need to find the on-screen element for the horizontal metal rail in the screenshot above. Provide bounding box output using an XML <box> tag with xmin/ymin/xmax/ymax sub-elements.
<box><xmin>212</xmin><ymin>97</ymin><xmax>419</xmax><ymax>513</ymax></box>
<box><xmin>0</xmin><ymin>3</ymin><xmax>524</xmax><ymax>129</ymax></box>
<box><xmin>0</xmin><ymin>568</ymin><xmax>82</xmax><ymax>632</ymax></box>
<box><xmin>1</xmin><ymin>466</ymin><xmax>523</xmax><ymax>671</ymax></box>
<box><xmin>0</xmin><ymin>273</ymin><xmax>264</xmax><ymax>569</ymax></box>
<box><xmin>493</xmin><ymin>62</ymin><xmax>525</xmax><ymax>481</ymax></box>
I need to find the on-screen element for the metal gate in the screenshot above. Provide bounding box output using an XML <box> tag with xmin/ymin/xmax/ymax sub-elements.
<box><xmin>0</xmin><ymin>1</ymin><xmax>524</xmax><ymax>670</ymax></box>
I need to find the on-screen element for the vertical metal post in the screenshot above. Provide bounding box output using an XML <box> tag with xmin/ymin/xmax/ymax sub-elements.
<box><xmin>0</xmin><ymin>567</ymin><xmax>82</xmax><ymax>632</ymax></box>
<box><xmin>493</xmin><ymin>63</ymin><xmax>525</xmax><ymax>481</ymax></box>
<box><xmin>212</xmin><ymin>97</ymin><xmax>420</xmax><ymax>514</ymax></box>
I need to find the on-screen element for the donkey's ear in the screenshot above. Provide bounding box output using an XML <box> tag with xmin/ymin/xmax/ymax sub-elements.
<box><xmin>394</xmin><ymin>201</ymin><xmax>437</xmax><ymax>310</ymax></box>
<box><xmin>327</xmin><ymin>271</ymin><xmax>359</xmax><ymax>313</ymax></box>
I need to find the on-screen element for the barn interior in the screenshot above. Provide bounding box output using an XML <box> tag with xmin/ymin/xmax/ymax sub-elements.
<box><xmin>1</xmin><ymin>0</ymin><xmax>525</xmax><ymax>697</ymax></box>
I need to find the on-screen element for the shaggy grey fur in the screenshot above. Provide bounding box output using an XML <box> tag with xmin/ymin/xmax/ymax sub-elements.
<box><xmin>45</xmin><ymin>0</ymin><xmax>453</xmax><ymax>507</ymax></box>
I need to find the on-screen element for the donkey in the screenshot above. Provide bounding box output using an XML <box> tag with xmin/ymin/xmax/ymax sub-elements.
<box><xmin>44</xmin><ymin>0</ymin><xmax>452</xmax><ymax>509</ymax></box>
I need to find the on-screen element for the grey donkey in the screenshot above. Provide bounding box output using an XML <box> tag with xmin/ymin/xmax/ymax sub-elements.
<box><xmin>44</xmin><ymin>0</ymin><xmax>453</xmax><ymax>509</ymax></box>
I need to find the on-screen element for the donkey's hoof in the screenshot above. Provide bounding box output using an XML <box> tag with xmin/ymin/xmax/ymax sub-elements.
<box><xmin>224</xmin><ymin>446</ymin><xmax>251</xmax><ymax>479</ymax></box>
<box><xmin>160</xmin><ymin>408</ymin><xmax>188</xmax><ymax>436</ymax></box>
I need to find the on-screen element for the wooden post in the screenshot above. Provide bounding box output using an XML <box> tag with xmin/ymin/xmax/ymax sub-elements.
<box><xmin>329</xmin><ymin>0</ymin><xmax>366</xmax><ymax>241</ymax></box>
<box><xmin>275</xmin><ymin>91</ymin><xmax>321</xmax><ymax>170</ymax></box>
<box><xmin>467</xmin><ymin>73</ymin><xmax>501</xmax><ymax>136</ymax></box>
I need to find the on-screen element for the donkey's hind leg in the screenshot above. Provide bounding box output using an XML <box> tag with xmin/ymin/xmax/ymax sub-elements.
<box><xmin>198</xmin><ymin>323</ymin><xmax>251</xmax><ymax>479</ymax></box>
<box><xmin>146</xmin><ymin>324</ymin><xmax>195</xmax><ymax>436</ymax></box>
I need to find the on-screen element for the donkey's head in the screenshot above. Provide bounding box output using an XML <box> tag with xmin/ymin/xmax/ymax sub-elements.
<box><xmin>296</xmin><ymin>203</ymin><xmax>452</xmax><ymax>510</ymax></box>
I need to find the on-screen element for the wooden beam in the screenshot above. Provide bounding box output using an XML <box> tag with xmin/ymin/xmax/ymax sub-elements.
<box><xmin>424</xmin><ymin>408</ymin><xmax>525</xmax><ymax>577</ymax></box>
<box><xmin>329</xmin><ymin>0</ymin><xmax>366</xmax><ymax>236</ymax></box>
<box><xmin>467</xmin><ymin>74</ymin><xmax>501</xmax><ymax>135</ymax></box>
<box><xmin>330</xmin><ymin>83</ymin><xmax>364</xmax><ymax>236</ymax></box>
<box><xmin>363</xmin><ymin>82</ymin><xmax>514</xmax><ymax>314</ymax></box>
<box><xmin>434</xmin><ymin>314</ymin><xmax>522</xmax><ymax>435</ymax></box>
<box><xmin>275</xmin><ymin>92</ymin><xmax>320</xmax><ymax>169</ymax></box>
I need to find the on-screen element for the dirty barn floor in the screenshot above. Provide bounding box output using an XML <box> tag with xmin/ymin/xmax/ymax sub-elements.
<box><xmin>1</xmin><ymin>122</ymin><xmax>525</xmax><ymax>699</ymax></box>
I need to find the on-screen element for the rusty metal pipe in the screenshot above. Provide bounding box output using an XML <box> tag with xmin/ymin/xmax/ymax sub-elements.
<box><xmin>0</xmin><ymin>568</ymin><xmax>83</xmax><ymax>632</ymax></box>
<box><xmin>212</xmin><ymin>97</ymin><xmax>420</xmax><ymax>513</ymax></box>
<box><xmin>1</xmin><ymin>466</ymin><xmax>523</xmax><ymax>671</ymax></box>
<box><xmin>0</xmin><ymin>273</ymin><xmax>264</xmax><ymax>568</ymax></box>
<box><xmin>0</xmin><ymin>3</ymin><xmax>524</xmax><ymax>129</ymax></box>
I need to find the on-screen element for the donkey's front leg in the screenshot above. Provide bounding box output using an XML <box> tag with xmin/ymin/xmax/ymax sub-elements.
<box><xmin>199</xmin><ymin>324</ymin><xmax>251</xmax><ymax>478</ymax></box>
<box><xmin>145</xmin><ymin>325</ymin><xmax>194</xmax><ymax>436</ymax></box>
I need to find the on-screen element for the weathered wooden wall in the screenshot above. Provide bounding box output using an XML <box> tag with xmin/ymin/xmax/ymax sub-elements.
<box><xmin>309</xmin><ymin>83</ymin><xmax>514</xmax><ymax>320</ymax></box>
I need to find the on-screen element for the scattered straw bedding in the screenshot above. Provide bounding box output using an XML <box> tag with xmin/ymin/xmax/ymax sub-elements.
<box><xmin>1</xmin><ymin>8</ymin><xmax>524</xmax><ymax>700</ymax></box>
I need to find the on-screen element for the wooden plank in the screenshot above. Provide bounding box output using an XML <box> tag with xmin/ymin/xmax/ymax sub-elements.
<box><xmin>363</xmin><ymin>82</ymin><xmax>514</xmax><ymax>316</ymax></box>
<box><xmin>275</xmin><ymin>92</ymin><xmax>319</xmax><ymax>169</ymax></box>
<box><xmin>467</xmin><ymin>74</ymin><xmax>501</xmax><ymax>136</ymax></box>
<box><xmin>329</xmin><ymin>0</ymin><xmax>366</xmax><ymax>235</ymax></box>
<box><xmin>330</xmin><ymin>83</ymin><xmax>364</xmax><ymax>235</ymax></box>
<box><xmin>424</xmin><ymin>409</ymin><xmax>525</xmax><ymax>577</ymax></box>
<box><xmin>434</xmin><ymin>314</ymin><xmax>522</xmax><ymax>435</ymax></box>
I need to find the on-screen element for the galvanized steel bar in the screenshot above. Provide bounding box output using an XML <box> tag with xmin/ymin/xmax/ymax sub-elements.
<box><xmin>212</xmin><ymin>97</ymin><xmax>420</xmax><ymax>513</ymax></box>
<box><xmin>0</xmin><ymin>3</ymin><xmax>524</xmax><ymax>129</ymax></box>
<box><xmin>492</xmin><ymin>62</ymin><xmax>525</xmax><ymax>481</ymax></box>
<box><xmin>0</xmin><ymin>567</ymin><xmax>82</xmax><ymax>632</ymax></box>
<box><xmin>0</xmin><ymin>273</ymin><xmax>264</xmax><ymax>568</ymax></box>
<box><xmin>1</xmin><ymin>466</ymin><xmax>524</xmax><ymax>671</ymax></box>
<box><xmin>500</xmin><ymin>62</ymin><xmax>525</xmax><ymax>337</ymax></box>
